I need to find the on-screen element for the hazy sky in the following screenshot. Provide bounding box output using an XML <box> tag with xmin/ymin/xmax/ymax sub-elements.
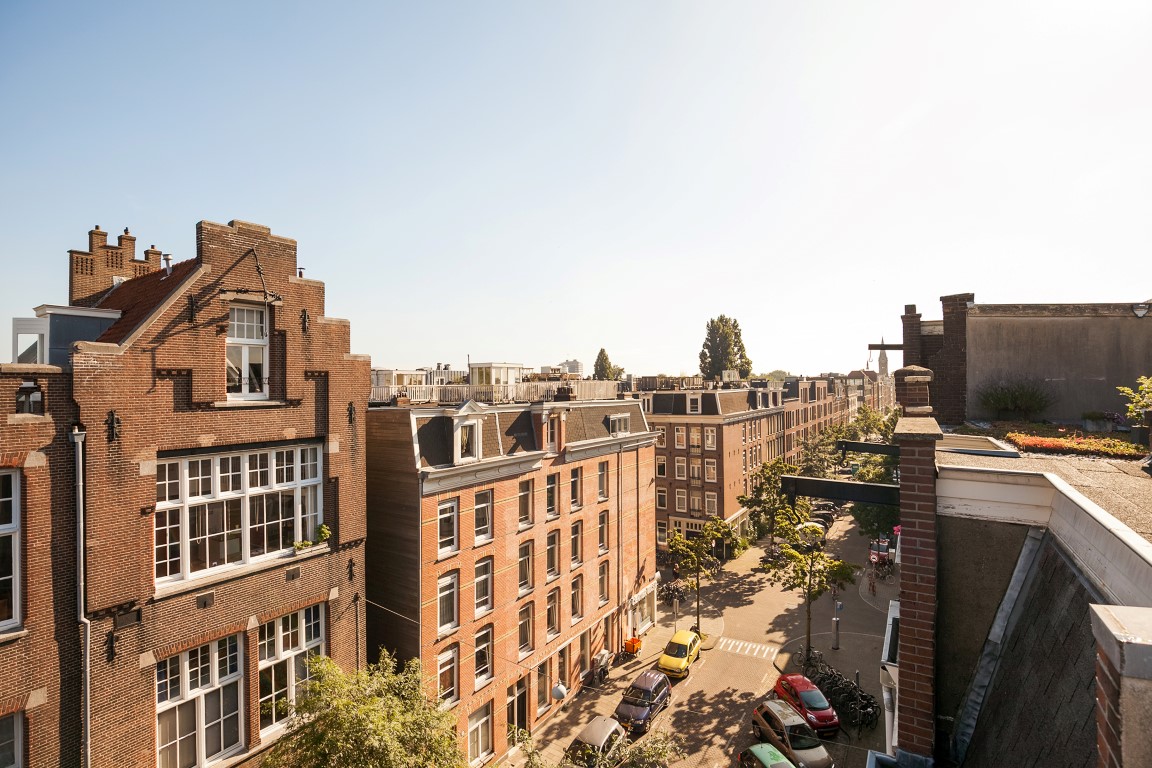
<box><xmin>2</xmin><ymin>2</ymin><xmax>1149</xmax><ymax>376</ymax></box>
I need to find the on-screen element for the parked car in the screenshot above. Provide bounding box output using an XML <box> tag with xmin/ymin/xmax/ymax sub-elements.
<box><xmin>810</xmin><ymin>511</ymin><xmax>835</xmax><ymax>529</ymax></box>
<box><xmin>752</xmin><ymin>698</ymin><xmax>835</xmax><ymax>768</ymax></box>
<box><xmin>564</xmin><ymin>716</ymin><xmax>627</xmax><ymax>767</ymax></box>
<box><xmin>772</xmin><ymin>674</ymin><xmax>840</xmax><ymax>738</ymax></box>
<box><xmin>657</xmin><ymin>629</ymin><xmax>701</xmax><ymax>679</ymax></box>
<box><xmin>613</xmin><ymin>669</ymin><xmax>672</xmax><ymax>733</ymax></box>
<box><xmin>794</xmin><ymin>522</ymin><xmax>827</xmax><ymax>553</ymax></box>
<box><xmin>738</xmin><ymin>742</ymin><xmax>798</xmax><ymax>768</ymax></box>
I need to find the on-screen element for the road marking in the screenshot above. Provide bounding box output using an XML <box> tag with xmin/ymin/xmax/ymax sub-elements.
<box><xmin>716</xmin><ymin>638</ymin><xmax>778</xmax><ymax>660</ymax></box>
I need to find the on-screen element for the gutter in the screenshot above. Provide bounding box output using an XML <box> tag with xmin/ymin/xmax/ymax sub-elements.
<box><xmin>71</xmin><ymin>426</ymin><xmax>90</xmax><ymax>768</ymax></box>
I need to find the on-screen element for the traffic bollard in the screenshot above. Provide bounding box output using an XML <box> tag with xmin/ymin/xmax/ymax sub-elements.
<box><xmin>832</xmin><ymin>617</ymin><xmax>840</xmax><ymax>650</ymax></box>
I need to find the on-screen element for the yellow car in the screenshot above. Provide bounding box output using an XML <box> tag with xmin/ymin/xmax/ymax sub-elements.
<box><xmin>656</xmin><ymin>629</ymin><xmax>701</xmax><ymax>678</ymax></box>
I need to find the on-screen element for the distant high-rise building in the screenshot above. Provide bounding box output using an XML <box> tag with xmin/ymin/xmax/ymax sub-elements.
<box><xmin>557</xmin><ymin>359</ymin><xmax>584</xmax><ymax>377</ymax></box>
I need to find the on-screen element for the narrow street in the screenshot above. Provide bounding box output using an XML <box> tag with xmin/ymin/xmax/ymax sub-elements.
<box><xmin>505</xmin><ymin>515</ymin><xmax>895</xmax><ymax>767</ymax></box>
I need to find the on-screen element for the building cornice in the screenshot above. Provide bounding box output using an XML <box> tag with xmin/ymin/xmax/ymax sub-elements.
<box><xmin>421</xmin><ymin>451</ymin><xmax>547</xmax><ymax>494</ymax></box>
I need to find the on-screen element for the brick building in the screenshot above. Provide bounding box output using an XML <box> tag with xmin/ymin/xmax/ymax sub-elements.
<box><xmin>1</xmin><ymin>220</ymin><xmax>369</xmax><ymax>768</ymax></box>
<box><xmin>365</xmin><ymin>398</ymin><xmax>656</xmax><ymax>765</ymax></box>
<box><xmin>635</xmin><ymin>378</ymin><xmax>855</xmax><ymax>548</ymax></box>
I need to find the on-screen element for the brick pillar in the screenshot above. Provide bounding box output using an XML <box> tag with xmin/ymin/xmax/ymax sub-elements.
<box><xmin>893</xmin><ymin>367</ymin><xmax>943</xmax><ymax>764</ymax></box>
<box><xmin>1090</xmin><ymin>605</ymin><xmax>1152</xmax><ymax>768</ymax></box>
<box><xmin>901</xmin><ymin>304</ymin><xmax>923</xmax><ymax>367</ymax></box>
<box><xmin>935</xmin><ymin>293</ymin><xmax>973</xmax><ymax>424</ymax></box>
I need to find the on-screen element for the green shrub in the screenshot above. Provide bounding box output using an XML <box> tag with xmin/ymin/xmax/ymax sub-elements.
<box><xmin>975</xmin><ymin>377</ymin><xmax>1056</xmax><ymax>420</ymax></box>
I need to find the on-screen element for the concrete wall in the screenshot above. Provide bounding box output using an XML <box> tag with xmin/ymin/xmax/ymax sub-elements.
<box><xmin>966</xmin><ymin>307</ymin><xmax>1152</xmax><ymax>422</ymax></box>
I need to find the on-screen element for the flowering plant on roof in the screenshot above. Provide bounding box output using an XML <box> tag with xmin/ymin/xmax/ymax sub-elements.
<box><xmin>1005</xmin><ymin>432</ymin><xmax>1146</xmax><ymax>459</ymax></box>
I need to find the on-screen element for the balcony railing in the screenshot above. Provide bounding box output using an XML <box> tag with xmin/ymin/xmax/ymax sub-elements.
<box><xmin>369</xmin><ymin>380</ymin><xmax>622</xmax><ymax>405</ymax></box>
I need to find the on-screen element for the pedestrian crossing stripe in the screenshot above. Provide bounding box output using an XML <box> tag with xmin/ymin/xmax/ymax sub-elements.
<box><xmin>716</xmin><ymin>637</ymin><xmax>778</xmax><ymax>659</ymax></box>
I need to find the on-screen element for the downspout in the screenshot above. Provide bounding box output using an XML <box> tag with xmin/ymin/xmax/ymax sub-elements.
<box><xmin>71</xmin><ymin>426</ymin><xmax>90</xmax><ymax>768</ymax></box>
<box><xmin>616</xmin><ymin>443</ymin><xmax>624</xmax><ymax>647</ymax></box>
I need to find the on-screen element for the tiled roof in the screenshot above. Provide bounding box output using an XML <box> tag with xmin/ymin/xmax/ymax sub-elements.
<box><xmin>95</xmin><ymin>259</ymin><xmax>200</xmax><ymax>345</ymax></box>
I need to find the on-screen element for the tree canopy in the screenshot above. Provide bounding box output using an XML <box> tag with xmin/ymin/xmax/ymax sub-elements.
<box><xmin>698</xmin><ymin>315</ymin><xmax>752</xmax><ymax>380</ymax></box>
<box><xmin>763</xmin><ymin>531</ymin><xmax>856</xmax><ymax>657</ymax></box>
<box><xmin>264</xmin><ymin>651</ymin><xmax>465</xmax><ymax>768</ymax></box>
<box><xmin>593</xmin><ymin>348</ymin><xmax>624</xmax><ymax>380</ymax></box>
<box><xmin>666</xmin><ymin>517</ymin><xmax>735</xmax><ymax>630</ymax></box>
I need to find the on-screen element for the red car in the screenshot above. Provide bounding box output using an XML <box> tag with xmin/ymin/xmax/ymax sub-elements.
<box><xmin>773</xmin><ymin>673</ymin><xmax>840</xmax><ymax>737</ymax></box>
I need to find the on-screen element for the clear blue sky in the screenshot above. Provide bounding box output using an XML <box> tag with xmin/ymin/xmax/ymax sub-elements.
<box><xmin>2</xmin><ymin>1</ymin><xmax>1150</xmax><ymax>375</ymax></box>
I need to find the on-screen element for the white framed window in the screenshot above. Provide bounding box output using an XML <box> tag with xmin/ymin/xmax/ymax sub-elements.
<box><xmin>153</xmin><ymin>445</ymin><xmax>324</xmax><ymax>584</ymax></box>
<box><xmin>257</xmin><ymin>606</ymin><xmax>323</xmax><ymax>732</ymax></box>
<box><xmin>704</xmin><ymin>427</ymin><xmax>717</xmax><ymax>450</ymax></box>
<box><xmin>437</xmin><ymin>646</ymin><xmax>459</xmax><ymax>706</ymax></box>
<box><xmin>609</xmin><ymin>414</ymin><xmax>630</xmax><ymax>436</ymax></box>
<box><xmin>546</xmin><ymin>588</ymin><xmax>561</xmax><ymax>637</ymax></box>
<box><xmin>468</xmin><ymin>702</ymin><xmax>493</xmax><ymax>764</ymax></box>
<box><xmin>656</xmin><ymin>488</ymin><xmax>667</xmax><ymax>509</ymax></box>
<box><xmin>454</xmin><ymin>420</ymin><xmax>480</xmax><ymax>464</ymax></box>
<box><xmin>674</xmin><ymin>427</ymin><xmax>685</xmax><ymax>449</ymax></box>
<box><xmin>675</xmin><ymin>457</ymin><xmax>687</xmax><ymax>480</ymax></box>
<box><xmin>675</xmin><ymin>490</ymin><xmax>687</xmax><ymax>513</ymax></box>
<box><xmin>438</xmin><ymin>572</ymin><xmax>459</xmax><ymax>633</ymax></box>
<box><xmin>571</xmin><ymin>576</ymin><xmax>584</xmax><ymax>621</ymax></box>
<box><xmin>0</xmin><ymin>712</ymin><xmax>21</xmax><ymax>768</ymax></box>
<box><xmin>705</xmin><ymin>458</ymin><xmax>717</xmax><ymax>482</ymax></box>
<box><xmin>438</xmin><ymin>499</ymin><xmax>459</xmax><ymax>557</ymax></box>
<box><xmin>688</xmin><ymin>396</ymin><xmax>701</xmax><ymax>415</ymax></box>
<box><xmin>705</xmin><ymin>492</ymin><xmax>718</xmax><ymax>514</ymax></box>
<box><xmin>536</xmin><ymin>660</ymin><xmax>551</xmax><ymax>713</ymax></box>
<box><xmin>546</xmin><ymin>531</ymin><xmax>560</xmax><ymax>579</ymax></box>
<box><xmin>570</xmin><ymin>521</ymin><xmax>583</xmax><ymax>566</ymax></box>
<box><xmin>690</xmin><ymin>493</ymin><xmax>702</xmax><ymax>513</ymax></box>
<box><xmin>570</xmin><ymin>468</ymin><xmax>582</xmax><ymax>510</ymax></box>
<box><xmin>598</xmin><ymin>561</ymin><xmax>610</xmax><ymax>605</ymax></box>
<box><xmin>474</xmin><ymin>626</ymin><xmax>494</xmax><ymax>684</ymax></box>
<box><xmin>598</xmin><ymin>510</ymin><xmax>609</xmax><ymax>553</ymax></box>
<box><xmin>474</xmin><ymin>558</ymin><xmax>493</xmax><ymax>617</ymax></box>
<box><xmin>157</xmin><ymin>634</ymin><xmax>244</xmax><ymax>767</ymax></box>
<box><xmin>656</xmin><ymin>456</ymin><xmax>666</xmax><ymax>478</ymax></box>
<box><xmin>473</xmin><ymin>490</ymin><xmax>493</xmax><ymax>544</ymax></box>
<box><xmin>689</xmin><ymin>428</ymin><xmax>701</xmax><ymax>449</ymax></box>
<box><xmin>518</xmin><ymin>479</ymin><xmax>534</xmax><ymax>528</ymax></box>
<box><xmin>654</xmin><ymin>426</ymin><xmax>666</xmax><ymax>448</ymax></box>
<box><xmin>546</xmin><ymin>414</ymin><xmax>559</xmax><ymax>450</ymax></box>
<box><xmin>518</xmin><ymin>542</ymin><xmax>534</xmax><ymax>594</ymax></box>
<box><xmin>0</xmin><ymin>472</ymin><xmax>19</xmax><ymax>631</ymax></box>
<box><xmin>226</xmin><ymin>304</ymin><xmax>267</xmax><ymax>399</ymax></box>
<box><xmin>690</xmin><ymin>460</ymin><xmax>702</xmax><ymax>481</ymax></box>
<box><xmin>518</xmin><ymin>603</ymin><xmax>534</xmax><ymax>655</ymax></box>
<box><xmin>546</xmin><ymin>474</ymin><xmax>559</xmax><ymax>518</ymax></box>
<box><xmin>656</xmin><ymin>521</ymin><xmax>667</xmax><ymax>545</ymax></box>
<box><xmin>597</xmin><ymin>461</ymin><xmax>609</xmax><ymax>500</ymax></box>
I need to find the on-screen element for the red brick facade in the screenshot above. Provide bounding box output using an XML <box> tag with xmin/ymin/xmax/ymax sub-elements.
<box><xmin>1</xmin><ymin>220</ymin><xmax>369</xmax><ymax>767</ymax></box>
<box><xmin>900</xmin><ymin>294</ymin><xmax>974</xmax><ymax>425</ymax></box>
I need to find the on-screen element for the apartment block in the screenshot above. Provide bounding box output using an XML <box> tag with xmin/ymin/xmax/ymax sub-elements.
<box><xmin>2</xmin><ymin>220</ymin><xmax>369</xmax><ymax>768</ymax></box>
<box><xmin>365</xmin><ymin>399</ymin><xmax>656</xmax><ymax>765</ymax></box>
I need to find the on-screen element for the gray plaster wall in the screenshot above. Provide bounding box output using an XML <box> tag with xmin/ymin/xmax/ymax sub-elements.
<box><xmin>966</xmin><ymin>311</ymin><xmax>1152</xmax><ymax>422</ymax></box>
<box><xmin>936</xmin><ymin>516</ymin><xmax>1030</xmax><ymax>730</ymax></box>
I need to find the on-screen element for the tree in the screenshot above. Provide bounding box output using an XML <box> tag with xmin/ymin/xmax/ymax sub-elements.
<box><xmin>264</xmin><ymin>651</ymin><xmax>465</xmax><ymax>768</ymax></box>
<box><xmin>739</xmin><ymin>457</ymin><xmax>801</xmax><ymax>552</ymax></box>
<box><xmin>593</xmin><ymin>348</ymin><xmax>623</xmax><ymax>380</ymax></box>
<box><xmin>666</xmin><ymin>517</ymin><xmax>735</xmax><ymax>631</ymax></box>
<box><xmin>698</xmin><ymin>315</ymin><xmax>753</xmax><ymax>380</ymax></box>
<box><xmin>763</xmin><ymin>530</ymin><xmax>855</xmax><ymax>660</ymax></box>
<box><xmin>513</xmin><ymin>727</ymin><xmax>685</xmax><ymax>768</ymax></box>
<box><xmin>760</xmin><ymin>369</ymin><xmax>791</xmax><ymax>381</ymax></box>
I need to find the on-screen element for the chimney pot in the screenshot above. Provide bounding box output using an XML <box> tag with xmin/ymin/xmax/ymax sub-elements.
<box><xmin>124</xmin><ymin>227</ymin><xmax>129</xmax><ymax>234</ymax></box>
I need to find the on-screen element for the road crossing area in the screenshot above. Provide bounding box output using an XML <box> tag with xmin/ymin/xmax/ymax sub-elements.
<box><xmin>715</xmin><ymin>637</ymin><xmax>778</xmax><ymax>660</ymax></box>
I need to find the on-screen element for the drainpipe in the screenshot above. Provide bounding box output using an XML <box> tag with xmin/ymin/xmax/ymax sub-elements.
<box><xmin>71</xmin><ymin>426</ymin><xmax>91</xmax><ymax>768</ymax></box>
<box><xmin>616</xmin><ymin>443</ymin><xmax>624</xmax><ymax>646</ymax></box>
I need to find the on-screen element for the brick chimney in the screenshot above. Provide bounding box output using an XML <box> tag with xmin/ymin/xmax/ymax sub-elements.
<box><xmin>69</xmin><ymin>225</ymin><xmax>163</xmax><ymax>307</ymax></box>
<box><xmin>901</xmin><ymin>304</ymin><xmax>923</xmax><ymax>367</ymax></box>
<box><xmin>1090</xmin><ymin>605</ymin><xmax>1152</xmax><ymax>768</ymax></box>
<box><xmin>892</xmin><ymin>366</ymin><xmax>943</xmax><ymax>763</ymax></box>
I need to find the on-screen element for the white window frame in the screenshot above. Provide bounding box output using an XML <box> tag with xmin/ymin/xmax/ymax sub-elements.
<box><xmin>474</xmin><ymin>626</ymin><xmax>494</xmax><ymax>685</ymax></box>
<box><xmin>570</xmin><ymin>468</ymin><xmax>582</xmax><ymax>510</ymax></box>
<box><xmin>688</xmin><ymin>395</ymin><xmax>701</xmax><ymax>415</ymax></box>
<box><xmin>546</xmin><ymin>531</ymin><xmax>560</xmax><ymax>579</ymax></box>
<box><xmin>153</xmin><ymin>445</ymin><xmax>324</xmax><ymax>585</ymax></box>
<box><xmin>518</xmin><ymin>603</ymin><xmax>534</xmax><ymax>655</ymax></box>
<box><xmin>705</xmin><ymin>458</ymin><xmax>717</xmax><ymax>483</ymax></box>
<box><xmin>655</xmin><ymin>456</ymin><xmax>666</xmax><ymax>478</ymax></box>
<box><xmin>704</xmin><ymin>427</ymin><xmax>717</xmax><ymax>450</ymax></box>
<box><xmin>674</xmin><ymin>427</ymin><xmax>686</xmax><ymax>449</ymax></box>
<box><xmin>467</xmin><ymin>702</ymin><xmax>493</xmax><ymax>765</ymax></box>
<box><xmin>675</xmin><ymin>457</ymin><xmax>687</xmax><ymax>480</ymax></box>
<box><xmin>656</xmin><ymin>488</ymin><xmax>667</xmax><ymax>510</ymax></box>
<box><xmin>689</xmin><ymin>428</ymin><xmax>701</xmax><ymax>449</ymax></box>
<box><xmin>257</xmin><ymin>606</ymin><xmax>324</xmax><ymax>733</ymax></box>
<box><xmin>473</xmin><ymin>490</ymin><xmax>493</xmax><ymax>545</ymax></box>
<box><xmin>438</xmin><ymin>499</ymin><xmax>459</xmax><ymax>558</ymax></box>
<box><xmin>518</xmin><ymin>541</ymin><xmax>534</xmax><ymax>595</ymax></box>
<box><xmin>454</xmin><ymin>420</ymin><xmax>481</xmax><ymax>464</ymax></box>
<box><xmin>598</xmin><ymin>561</ymin><xmax>610</xmax><ymax>605</ymax></box>
<box><xmin>656</xmin><ymin>521</ymin><xmax>668</xmax><ymax>545</ymax></box>
<box><xmin>518</xmin><ymin>479</ymin><xmax>534</xmax><ymax>528</ymax></box>
<box><xmin>226</xmin><ymin>304</ymin><xmax>268</xmax><ymax>400</ymax></box>
<box><xmin>0</xmin><ymin>472</ymin><xmax>19</xmax><ymax>632</ymax></box>
<box><xmin>598</xmin><ymin>510</ymin><xmax>609</xmax><ymax>553</ymax></box>
<box><xmin>689</xmin><ymin>460</ymin><xmax>702</xmax><ymax>481</ymax></box>
<box><xmin>546</xmin><ymin>473</ymin><xmax>559</xmax><ymax>518</ymax></box>
<box><xmin>438</xmin><ymin>572</ymin><xmax>459</xmax><ymax>634</ymax></box>
<box><xmin>654</xmin><ymin>426</ymin><xmax>666</xmax><ymax>448</ymax></box>
<box><xmin>609</xmin><ymin>414</ymin><xmax>630</xmax><ymax>436</ymax></box>
<box><xmin>705</xmin><ymin>492</ymin><xmax>718</xmax><ymax>515</ymax></box>
<box><xmin>597</xmin><ymin>461</ymin><xmax>609</xmax><ymax>500</ymax></box>
<box><xmin>675</xmin><ymin>490</ymin><xmax>687</xmax><ymax>513</ymax></box>
<box><xmin>0</xmin><ymin>712</ymin><xmax>22</xmax><ymax>768</ymax></box>
<box><xmin>690</xmin><ymin>493</ymin><xmax>702</xmax><ymax>513</ymax></box>
<box><xmin>571</xmin><ymin>576</ymin><xmax>584</xmax><ymax>621</ymax></box>
<box><xmin>570</xmin><ymin>521</ymin><xmax>583</xmax><ymax>566</ymax></box>
<box><xmin>157</xmin><ymin>634</ymin><xmax>244</xmax><ymax>767</ymax></box>
<box><xmin>546</xmin><ymin>588</ymin><xmax>561</xmax><ymax>638</ymax></box>
<box><xmin>437</xmin><ymin>646</ymin><xmax>459</xmax><ymax>706</ymax></box>
<box><xmin>474</xmin><ymin>558</ymin><xmax>493</xmax><ymax>617</ymax></box>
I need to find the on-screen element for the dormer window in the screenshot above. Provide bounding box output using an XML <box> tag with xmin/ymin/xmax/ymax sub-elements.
<box><xmin>453</xmin><ymin>419</ymin><xmax>481</xmax><ymax>464</ymax></box>
<box><xmin>15</xmin><ymin>382</ymin><xmax>42</xmax><ymax>414</ymax></box>
<box><xmin>609</xmin><ymin>414</ymin><xmax>630</xmax><ymax>436</ymax></box>
<box><xmin>687</xmin><ymin>395</ymin><xmax>701</xmax><ymax>415</ymax></box>
<box><xmin>226</xmin><ymin>305</ymin><xmax>267</xmax><ymax>399</ymax></box>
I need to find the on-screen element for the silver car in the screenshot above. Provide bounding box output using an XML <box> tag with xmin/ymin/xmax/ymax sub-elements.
<box><xmin>563</xmin><ymin>716</ymin><xmax>627</xmax><ymax>767</ymax></box>
<box><xmin>751</xmin><ymin>698</ymin><xmax>835</xmax><ymax>768</ymax></box>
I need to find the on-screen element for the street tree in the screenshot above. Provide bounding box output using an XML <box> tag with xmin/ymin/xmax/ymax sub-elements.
<box><xmin>698</xmin><ymin>315</ymin><xmax>753</xmax><ymax>380</ymax></box>
<box><xmin>264</xmin><ymin>651</ymin><xmax>465</xmax><ymax>768</ymax></box>
<box><xmin>760</xmin><ymin>369</ymin><xmax>791</xmax><ymax>381</ymax></box>
<box><xmin>593</xmin><ymin>348</ymin><xmax>623</xmax><ymax>380</ymax></box>
<box><xmin>763</xmin><ymin>530</ymin><xmax>856</xmax><ymax>660</ymax></box>
<box><xmin>513</xmin><ymin>727</ymin><xmax>685</xmax><ymax>768</ymax></box>
<box><xmin>739</xmin><ymin>457</ymin><xmax>801</xmax><ymax>552</ymax></box>
<box><xmin>666</xmin><ymin>517</ymin><xmax>735</xmax><ymax>632</ymax></box>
